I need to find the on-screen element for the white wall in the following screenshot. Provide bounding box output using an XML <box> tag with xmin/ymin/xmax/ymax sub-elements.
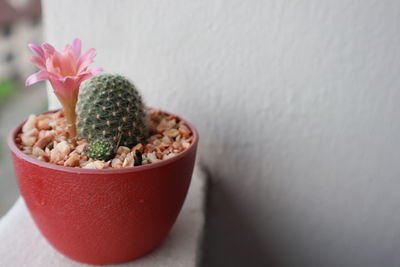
<box><xmin>43</xmin><ymin>1</ymin><xmax>400</xmax><ymax>266</ymax></box>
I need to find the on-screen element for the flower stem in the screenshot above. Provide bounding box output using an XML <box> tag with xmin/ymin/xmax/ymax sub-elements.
<box><xmin>63</xmin><ymin>105</ymin><xmax>77</xmax><ymax>139</ymax></box>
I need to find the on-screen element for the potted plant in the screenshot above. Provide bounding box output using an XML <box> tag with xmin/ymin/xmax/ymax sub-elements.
<box><xmin>7</xmin><ymin>38</ymin><xmax>198</xmax><ymax>265</ymax></box>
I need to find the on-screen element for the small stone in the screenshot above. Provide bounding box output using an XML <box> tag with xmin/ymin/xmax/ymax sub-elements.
<box><xmin>75</xmin><ymin>143</ymin><xmax>88</xmax><ymax>154</ymax></box>
<box><xmin>76</xmin><ymin>139</ymin><xmax>87</xmax><ymax>145</ymax></box>
<box><xmin>179</xmin><ymin>127</ymin><xmax>191</xmax><ymax>138</ymax></box>
<box><xmin>37</xmin><ymin>119</ymin><xmax>51</xmax><ymax>130</ymax></box>
<box><xmin>163</xmin><ymin>153</ymin><xmax>177</xmax><ymax>160</ymax></box>
<box><xmin>161</xmin><ymin>136</ymin><xmax>172</xmax><ymax>145</ymax></box>
<box><xmin>22</xmin><ymin>147</ymin><xmax>32</xmax><ymax>155</ymax></box>
<box><xmin>172</xmin><ymin>141</ymin><xmax>181</xmax><ymax>149</ymax></box>
<box><xmin>38</xmin><ymin>155</ymin><xmax>50</xmax><ymax>162</ymax></box>
<box><xmin>112</xmin><ymin>158</ymin><xmax>123</xmax><ymax>168</ymax></box>
<box><xmin>34</xmin><ymin>134</ymin><xmax>55</xmax><ymax>149</ymax></box>
<box><xmin>120</xmin><ymin>152</ymin><xmax>127</xmax><ymax>159</ymax></box>
<box><xmin>55</xmin><ymin>128</ymin><xmax>68</xmax><ymax>138</ymax></box>
<box><xmin>153</xmin><ymin>139</ymin><xmax>162</xmax><ymax>146</ymax></box>
<box><xmin>93</xmin><ymin>160</ymin><xmax>105</xmax><ymax>169</ymax></box>
<box><xmin>64</xmin><ymin>153</ymin><xmax>80</xmax><ymax>167</ymax></box>
<box><xmin>117</xmin><ymin>146</ymin><xmax>130</xmax><ymax>155</ymax></box>
<box><xmin>163</xmin><ymin>128</ymin><xmax>179</xmax><ymax>138</ymax></box>
<box><xmin>53</xmin><ymin>110</ymin><xmax>64</xmax><ymax>119</ymax></box>
<box><xmin>122</xmin><ymin>153</ymin><xmax>134</xmax><ymax>168</ymax></box>
<box><xmin>55</xmin><ymin>141</ymin><xmax>71</xmax><ymax>156</ymax></box>
<box><xmin>83</xmin><ymin>162</ymin><xmax>96</xmax><ymax>169</ymax></box>
<box><xmin>182</xmin><ymin>141</ymin><xmax>191</xmax><ymax>149</ymax></box>
<box><xmin>104</xmin><ymin>161</ymin><xmax>111</xmax><ymax>168</ymax></box>
<box><xmin>22</xmin><ymin>115</ymin><xmax>37</xmax><ymax>133</ymax></box>
<box><xmin>21</xmin><ymin>135</ymin><xmax>37</xmax><ymax>146</ymax></box>
<box><xmin>38</xmin><ymin>130</ymin><xmax>47</xmax><ymax>139</ymax></box>
<box><xmin>50</xmin><ymin>149</ymin><xmax>63</xmax><ymax>163</ymax></box>
<box><xmin>32</xmin><ymin>147</ymin><xmax>46</xmax><ymax>158</ymax></box>
<box><xmin>25</xmin><ymin>128</ymin><xmax>39</xmax><ymax>137</ymax></box>
<box><xmin>156</xmin><ymin>118</ymin><xmax>174</xmax><ymax>133</ymax></box>
<box><xmin>145</xmin><ymin>144</ymin><xmax>155</xmax><ymax>153</ymax></box>
<box><xmin>147</xmin><ymin>152</ymin><xmax>160</xmax><ymax>163</ymax></box>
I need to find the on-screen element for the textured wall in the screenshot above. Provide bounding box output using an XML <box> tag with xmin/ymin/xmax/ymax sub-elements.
<box><xmin>43</xmin><ymin>1</ymin><xmax>400</xmax><ymax>266</ymax></box>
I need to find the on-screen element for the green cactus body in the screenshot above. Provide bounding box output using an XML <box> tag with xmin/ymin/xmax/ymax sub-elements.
<box><xmin>87</xmin><ymin>139</ymin><xmax>114</xmax><ymax>160</ymax></box>
<box><xmin>76</xmin><ymin>74</ymin><xmax>148</xmax><ymax>160</ymax></box>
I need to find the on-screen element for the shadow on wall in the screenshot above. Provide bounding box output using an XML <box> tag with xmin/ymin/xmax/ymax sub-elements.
<box><xmin>202</xmin><ymin>177</ymin><xmax>270</xmax><ymax>267</ymax></box>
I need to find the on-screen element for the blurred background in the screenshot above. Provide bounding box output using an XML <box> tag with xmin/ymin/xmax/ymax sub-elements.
<box><xmin>0</xmin><ymin>0</ymin><xmax>47</xmax><ymax>216</ymax></box>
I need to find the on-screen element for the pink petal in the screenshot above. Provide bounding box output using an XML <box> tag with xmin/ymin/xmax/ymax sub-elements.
<box><xmin>89</xmin><ymin>67</ymin><xmax>103</xmax><ymax>75</ymax></box>
<box><xmin>50</xmin><ymin>76</ymin><xmax>80</xmax><ymax>100</ymax></box>
<box><xmin>29</xmin><ymin>55</ymin><xmax>45</xmax><ymax>68</ymax></box>
<box><xmin>60</xmin><ymin>75</ymin><xmax>79</xmax><ymax>82</ymax></box>
<box><xmin>75</xmin><ymin>69</ymin><xmax>100</xmax><ymax>83</ymax></box>
<box><xmin>45</xmin><ymin>57</ymin><xmax>63</xmax><ymax>78</ymax></box>
<box><xmin>42</xmin><ymin>42</ymin><xmax>55</xmax><ymax>56</ymax></box>
<box><xmin>28</xmin><ymin>43</ymin><xmax>44</xmax><ymax>58</ymax></box>
<box><xmin>71</xmin><ymin>38</ymin><xmax>81</xmax><ymax>58</ymax></box>
<box><xmin>62</xmin><ymin>44</ymin><xmax>72</xmax><ymax>53</ymax></box>
<box><xmin>77</xmin><ymin>48</ymin><xmax>96</xmax><ymax>73</ymax></box>
<box><xmin>59</xmin><ymin>49</ymin><xmax>78</xmax><ymax>76</ymax></box>
<box><xmin>25</xmin><ymin>70</ymin><xmax>50</xmax><ymax>86</ymax></box>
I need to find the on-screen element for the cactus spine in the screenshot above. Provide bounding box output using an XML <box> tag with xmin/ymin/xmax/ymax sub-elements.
<box><xmin>76</xmin><ymin>74</ymin><xmax>148</xmax><ymax>160</ymax></box>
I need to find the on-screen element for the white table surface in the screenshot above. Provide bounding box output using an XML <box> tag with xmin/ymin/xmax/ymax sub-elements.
<box><xmin>0</xmin><ymin>166</ymin><xmax>206</xmax><ymax>267</ymax></box>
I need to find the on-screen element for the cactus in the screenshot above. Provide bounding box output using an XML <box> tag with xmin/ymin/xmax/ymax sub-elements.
<box><xmin>87</xmin><ymin>139</ymin><xmax>114</xmax><ymax>160</ymax></box>
<box><xmin>76</xmin><ymin>74</ymin><xmax>148</xmax><ymax>160</ymax></box>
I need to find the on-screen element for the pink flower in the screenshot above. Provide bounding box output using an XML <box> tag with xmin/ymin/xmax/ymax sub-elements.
<box><xmin>26</xmin><ymin>38</ymin><xmax>103</xmax><ymax>139</ymax></box>
<box><xmin>26</xmin><ymin>38</ymin><xmax>102</xmax><ymax>103</ymax></box>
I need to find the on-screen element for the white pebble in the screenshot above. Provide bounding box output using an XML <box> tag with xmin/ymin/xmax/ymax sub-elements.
<box><xmin>147</xmin><ymin>152</ymin><xmax>161</xmax><ymax>163</ymax></box>
<box><xmin>22</xmin><ymin>114</ymin><xmax>37</xmax><ymax>133</ymax></box>
<box><xmin>83</xmin><ymin>162</ymin><xmax>96</xmax><ymax>169</ymax></box>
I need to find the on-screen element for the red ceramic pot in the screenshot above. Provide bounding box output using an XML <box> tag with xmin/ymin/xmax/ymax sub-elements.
<box><xmin>7</xmin><ymin>109</ymin><xmax>198</xmax><ymax>265</ymax></box>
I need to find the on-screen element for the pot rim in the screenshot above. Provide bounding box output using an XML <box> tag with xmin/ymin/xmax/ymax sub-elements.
<box><xmin>7</xmin><ymin>108</ymin><xmax>199</xmax><ymax>174</ymax></box>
